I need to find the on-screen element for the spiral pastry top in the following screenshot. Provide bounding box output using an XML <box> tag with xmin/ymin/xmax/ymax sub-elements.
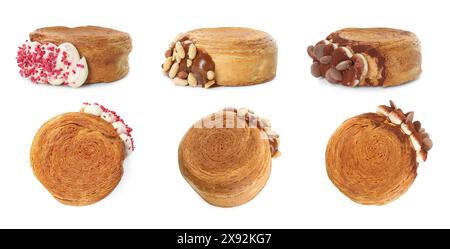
<box><xmin>178</xmin><ymin>108</ymin><xmax>280</xmax><ymax>207</ymax></box>
<box><xmin>30</xmin><ymin>103</ymin><xmax>134</xmax><ymax>206</ymax></box>
<box><xmin>326</xmin><ymin>101</ymin><xmax>432</xmax><ymax>205</ymax></box>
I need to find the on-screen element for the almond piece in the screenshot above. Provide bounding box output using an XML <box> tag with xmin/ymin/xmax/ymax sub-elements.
<box><xmin>204</xmin><ymin>80</ymin><xmax>216</xmax><ymax>89</ymax></box>
<box><xmin>173</xmin><ymin>77</ymin><xmax>188</xmax><ymax>86</ymax></box>
<box><xmin>207</xmin><ymin>71</ymin><xmax>215</xmax><ymax>80</ymax></box>
<box><xmin>173</xmin><ymin>33</ymin><xmax>184</xmax><ymax>43</ymax></box>
<box><xmin>175</xmin><ymin>42</ymin><xmax>185</xmax><ymax>59</ymax></box>
<box><xmin>168</xmin><ymin>62</ymin><xmax>179</xmax><ymax>79</ymax></box>
<box><xmin>187</xmin><ymin>73</ymin><xmax>197</xmax><ymax>86</ymax></box>
<box><xmin>163</xmin><ymin>57</ymin><xmax>172</xmax><ymax>72</ymax></box>
<box><xmin>187</xmin><ymin>59</ymin><xmax>192</xmax><ymax>68</ymax></box>
<box><xmin>272</xmin><ymin>150</ymin><xmax>282</xmax><ymax>159</ymax></box>
<box><xmin>172</xmin><ymin>49</ymin><xmax>177</xmax><ymax>61</ymax></box>
<box><xmin>188</xmin><ymin>44</ymin><xmax>197</xmax><ymax>60</ymax></box>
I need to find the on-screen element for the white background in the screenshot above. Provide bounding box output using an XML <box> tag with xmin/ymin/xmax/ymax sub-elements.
<box><xmin>0</xmin><ymin>0</ymin><xmax>449</xmax><ymax>229</ymax></box>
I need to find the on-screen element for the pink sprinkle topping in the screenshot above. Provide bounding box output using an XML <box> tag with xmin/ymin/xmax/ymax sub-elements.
<box><xmin>83</xmin><ymin>102</ymin><xmax>135</xmax><ymax>151</ymax></box>
<box><xmin>16</xmin><ymin>41</ymin><xmax>81</xmax><ymax>85</ymax></box>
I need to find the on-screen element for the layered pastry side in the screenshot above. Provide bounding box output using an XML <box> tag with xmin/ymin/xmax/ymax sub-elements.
<box><xmin>307</xmin><ymin>28</ymin><xmax>421</xmax><ymax>87</ymax></box>
<box><xmin>178</xmin><ymin>108</ymin><xmax>280</xmax><ymax>207</ymax></box>
<box><xmin>326</xmin><ymin>101</ymin><xmax>432</xmax><ymax>205</ymax></box>
<box><xmin>17</xmin><ymin>26</ymin><xmax>132</xmax><ymax>88</ymax></box>
<box><xmin>162</xmin><ymin>27</ymin><xmax>278</xmax><ymax>88</ymax></box>
<box><xmin>30</xmin><ymin>103</ymin><xmax>134</xmax><ymax>206</ymax></box>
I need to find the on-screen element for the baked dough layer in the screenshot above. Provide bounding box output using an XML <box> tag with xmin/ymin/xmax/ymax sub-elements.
<box><xmin>188</xmin><ymin>27</ymin><xmax>277</xmax><ymax>86</ymax></box>
<box><xmin>30</xmin><ymin>26</ymin><xmax>132</xmax><ymax>84</ymax></box>
<box><xmin>30</xmin><ymin>112</ymin><xmax>125</xmax><ymax>206</ymax></box>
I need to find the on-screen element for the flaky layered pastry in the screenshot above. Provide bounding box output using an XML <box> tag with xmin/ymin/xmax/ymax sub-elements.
<box><xmin>30</xmin><ymin>104</ymin><xmax>134</xmax><ymax>206</ymax></box>
<box><xmin>28</xmin><ymin>26</ymin><xmax>132</xmax><ymax>84</ymax></box>
<box><xmin>163</xmin><ymin>27</ymin><xmax>278</xmax><ymax>88</ymax></box>
<box><xmin>308</xmin><ymin>28</ymin><xmax>421</xmax><ymax>87</ymax></box>
<box><xmin>326</xmin><ymin>101</ymin><xmax>432</xmax><ymax>205</ymax></box>
<box><xmin>178</xmin><ymin>108</ymin><xmax>280</xmax><ymax>207</ymax></box>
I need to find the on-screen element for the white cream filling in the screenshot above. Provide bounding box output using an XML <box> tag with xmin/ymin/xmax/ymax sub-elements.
<box><xmin>101</xmin><ymin>112</ymin><xmax>117</xmax><ymax>123</ymax></box>
<box><xmin>340</xmin><ymin>47</ymin><xmax>353</xmax><ymax>59</ymax></box>
<box><xmin>388</xmin><ymin>111</ymin><xmax>403</xmax><ymax>125</ymax></box>
<box><xmin>355</xmin><ymin>53</ymin><xmax>369</xmax><ymax>80</ymax></box>
<box><xmin>113</xmin><ymin>121</ymin><xmax>127</xmax><ymax>134</ymax></box>
<box><xmin>401</xmin><ymin>123</ymin><xmax>414</xmax><ymax>136</ymax></box>
<box><xmin>81</xmin><ymin>104</ymin><xmax>134</xmax><ymax>154</ymax></box>
<box><xmin>67</xmin><ymin>57</ymin><xmax>89</xmax><ymax>88</ymax></box>
<box><xmin>376</xmin><ymin>106</ymin><xmax>391</xmax><ymax>116</ymax></box>
<box><xmin>19</xmin><ymin>41</ymin><xmax>88</xmax><ymax>87</ymax></box>
<box><xmin>84</xmin><ymin>105</ymin><xmax>103</xmax><ymax>116</ymax></box>
<box><xmin>410</xmin><ymin>134</ymin><xmax>422</xmax><ymax>152</ymax></box>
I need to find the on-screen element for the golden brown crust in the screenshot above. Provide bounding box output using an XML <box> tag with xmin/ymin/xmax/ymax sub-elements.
<box><xmin>178</xmin><ymin>109</ymin><xmax>276</xmax><ymax>207</ymax></box>
<box><xmin>30</xmin><ymin>112</ymin><xmax>125</xmax><ymax>206</ymax></box>
<box><xmin>185</xmin><ymin>27</ymin><xmax>278</xmax><ymax>86</ymax></box>
<box><xmin>327</xmin><ymin>28</ymin><xmax>421</xmax><ymax>87</ymax></box>
<box><xmin>326</xmin><ymin>113</ymin><xmax>418</xmax><ymax>205</ymax></box>
<box><xmin>30</xmin><ymin>26</ymin><xmax>132</xmax><ymax>84</ymax></box>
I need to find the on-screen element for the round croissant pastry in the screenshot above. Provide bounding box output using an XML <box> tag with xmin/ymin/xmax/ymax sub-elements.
<box><xmin>178</xmin><ymin>108</ymin><xmax>280</xmax><ymax>207</ymax></box>
<box><xmin>307</xmin><ymin>28</ymin><xmax>421</xmax><ymax>87</ymax></box>
<box><xmin>30</xmin><ymin>103</ymin><xmax>134</xmax><ymax>206</ymax></box>
<box><xmin>17</xmin><ymin>26</ymin><xmax>132</xmax><ymax>88</ymax></box>
<box><xmin>326</xmin><ymin>101</ymin><xmax>432</xmax><ymax>205</ymax></box>
<box><xmin>162</xmin><ymin>27</ymin><xmax>278</xmax><ymax>88</ymax></box>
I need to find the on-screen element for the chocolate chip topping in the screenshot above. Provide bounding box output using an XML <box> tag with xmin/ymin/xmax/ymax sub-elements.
<box><xmin>376</xmin><ymin>100</ymin><xmax>433</xmax><ymax>163</ymax></box>
<box><xmin>307</xmin><ymin>39</ymin><xmax>369</xmax><ymax>87</ymax></box>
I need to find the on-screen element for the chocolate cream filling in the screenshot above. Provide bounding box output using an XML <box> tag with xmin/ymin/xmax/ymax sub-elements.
<box><xmin>163</xmin><ymin>35</ymin><xmax>216</xmax><ymax>88</ymax></box>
